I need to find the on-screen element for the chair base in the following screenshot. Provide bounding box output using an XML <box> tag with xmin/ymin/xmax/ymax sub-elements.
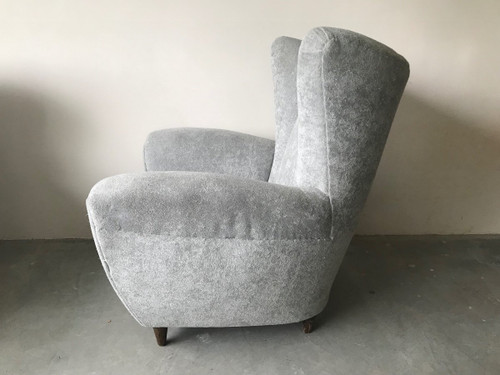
<box><xmin>153</xmin><ymin>327</ymin><xmax>168</xmax><ymax>346</ymax></box>
<box><xmin>152</xmin><ymin>318</ymin><xmax>314</xmax><ymax>346</ymax></box>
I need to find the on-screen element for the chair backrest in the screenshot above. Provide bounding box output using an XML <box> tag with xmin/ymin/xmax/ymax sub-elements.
<box><xmin>269</xmin><ymin>27</ymin><xmax>409</xmax><ymax>237</ymax></box>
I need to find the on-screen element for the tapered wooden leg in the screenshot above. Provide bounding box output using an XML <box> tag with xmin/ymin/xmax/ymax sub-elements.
<box><xmin>153</xmin><ymin>327</ymin><xmax>168</xmax><ymax>346</ymax></box>
<box><xmin>302</xmin><ymin>318</ymin><xmax>315</xmax><ymax>334</ymax></box>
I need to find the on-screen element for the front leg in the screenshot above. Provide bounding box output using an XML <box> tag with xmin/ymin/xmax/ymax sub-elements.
<box><xmin>153</xmin><ymin>327</ymin><xmax>168</xmax><ymax>346</ymax></box>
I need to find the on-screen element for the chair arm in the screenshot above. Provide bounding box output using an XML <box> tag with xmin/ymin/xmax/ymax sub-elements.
<box><xmin>144</xmin><ymin>128</ymin><xmax>275</xmax><ymax>181</ymax></box>
<box><xmin>86</xmin><ymin>171</ymin><xmax>331</xmax><ymax>241</ymax></box>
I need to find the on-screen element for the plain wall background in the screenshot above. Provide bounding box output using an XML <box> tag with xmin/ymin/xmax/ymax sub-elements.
<box><xmin>1</xmin><ymin>0</ymin><xmax>499</xmax><ymax>239</ymax></box>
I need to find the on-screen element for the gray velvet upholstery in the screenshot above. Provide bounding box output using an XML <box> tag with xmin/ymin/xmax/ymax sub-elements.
<box><xmin>268</xmin><ymin>36</ymin><xmax>301</xmax><ymax>183</ymax></box>
<box><xmin>144</xmin><ymin>127</ymin><xmax>275</xmax><ymax>181</ymax></box>
<box><xmin>87</xmin><ymin>27</ymin><xmax>409</xmax><ymax>329</ymax></box>
<box><xmin>88</xmin><ymin>172</ymin><xmax>331</xmax><ymax>240</ymax></box>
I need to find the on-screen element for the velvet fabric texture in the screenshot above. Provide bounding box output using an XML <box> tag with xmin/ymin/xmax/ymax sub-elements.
<box><xmin>88</xmin><ymin>172</ymin><xmax>332</xmax><ymax>240</ymax></box>
<box><xmin>87</xmin><ymin>27</ymin><xmax>409</xmax><ymax>328</ymax></box>
<box><xmin>144</xmin><ymin>127</ymin><xmax>275</xmax><ymax>181</ymax></box>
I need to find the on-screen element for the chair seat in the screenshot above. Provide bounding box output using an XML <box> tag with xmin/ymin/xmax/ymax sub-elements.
<box><xmin>87</xmin><ymin>171</ymin><xmax>332</xmax><ymax>241</ymax></box>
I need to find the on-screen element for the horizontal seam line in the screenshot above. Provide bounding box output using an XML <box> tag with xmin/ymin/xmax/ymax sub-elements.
<box><xmin>101</xmin><ymin>229</ymin><xmax>333</xmax><ymax>241</ymax></box>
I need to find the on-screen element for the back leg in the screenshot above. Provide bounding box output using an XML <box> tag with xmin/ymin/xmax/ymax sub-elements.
<box><xmin>302</xmin><ymin>318</ymin><xmax>315</xmax><ymax>334</ymax></box>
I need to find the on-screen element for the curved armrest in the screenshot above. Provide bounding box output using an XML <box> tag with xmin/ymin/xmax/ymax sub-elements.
<box><xmin>144</xmin><ymin>128</ymin><xmax>275</xmax><ymax>181</ymax></box>
<box><xmin>87</xmin><ymin>171</ymin><xmax>331</xmax><ymax>241</ymax></box>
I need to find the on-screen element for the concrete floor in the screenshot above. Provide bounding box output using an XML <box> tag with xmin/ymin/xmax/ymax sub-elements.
<box><xmin>0</xmin><ymin>237</ymin><xmax>499</xmax><ymax>375</ymax></box>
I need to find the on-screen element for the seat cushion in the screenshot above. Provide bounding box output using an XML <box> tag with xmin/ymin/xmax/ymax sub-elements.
<box><xmin>87</xmin><ymin>171</ymin><xmax>332</xmax><ymax>241</ymax></box>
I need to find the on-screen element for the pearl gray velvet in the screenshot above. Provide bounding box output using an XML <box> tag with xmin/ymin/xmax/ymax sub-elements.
<box><xmin>269</xmin><ymin>28</ymin><xmax>410</xmax><ymax>237</ymax></box>
<box><xmin>88</xmin><ymin>172</ymin><xmax>332</xmax><ymax>240</ymax></box>
<box><xmin>268</xmin><ymin>36</ymin><xmax>301</xmax><ymax>184</ymax></box>
<box><xmin>86</xmin><ymin>27</ymin><xmax>409</xmax><ymax>329</ymax></box>
<box><xmin>144</xmin><ymin>127</ymin><xmax>275</xmax><ymax>181</ymax></box>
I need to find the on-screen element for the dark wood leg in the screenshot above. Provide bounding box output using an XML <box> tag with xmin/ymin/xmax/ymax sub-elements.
<box><xmin>302</xmin><ymin>317</ymin><xmax>315</xmax><ymax>334</ymax></box>
<box><xmin>153</xmin><ymin>327</ymin><xmax>168</xmax><ymax>346</ymax></box>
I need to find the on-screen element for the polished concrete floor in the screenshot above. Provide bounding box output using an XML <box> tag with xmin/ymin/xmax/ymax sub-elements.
<box><xmin>1</xmin><ymin>236</ymin><xmax>499</xmax><ymax>374</ymax></box>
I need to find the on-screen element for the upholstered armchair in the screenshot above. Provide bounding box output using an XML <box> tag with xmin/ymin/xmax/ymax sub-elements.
<box><xmin>86</xmin><ymin>27</ymin><xmax>409</xmax><ymax>346</ymax></box>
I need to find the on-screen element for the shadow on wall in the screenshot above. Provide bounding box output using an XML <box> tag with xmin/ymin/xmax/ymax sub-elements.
<box><xmin>359</xmin><ymin>93</ymin><xmax>500</xmax><ymax>234</ymax></box>
<box><xmin>0</xmin><ymin>86</ymin><xmax>91</xmax><ymax>239</ymax></box>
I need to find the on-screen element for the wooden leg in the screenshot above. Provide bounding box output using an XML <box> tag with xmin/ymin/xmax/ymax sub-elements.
<box><xmin>302</xmin><ymin>318</ymin><xmax>315</xmax><ymax>334</ymax></box>
<box><xmin>153</xmin><ymin>327</ymin><xmax>168</xmax><ymax>346</ymax></box>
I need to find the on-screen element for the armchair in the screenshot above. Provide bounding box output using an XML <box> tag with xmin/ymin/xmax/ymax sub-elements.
<box><xmin>87</xmin><ymin>27</ymin><xmax>409</xmax><ymax>346</ymax></box>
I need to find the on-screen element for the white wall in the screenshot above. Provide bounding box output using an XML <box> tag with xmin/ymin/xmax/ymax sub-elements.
<box><xmin>1</xmin><ymin>0</ymin><xmax>499</xmax><ymax>239</ymax></box>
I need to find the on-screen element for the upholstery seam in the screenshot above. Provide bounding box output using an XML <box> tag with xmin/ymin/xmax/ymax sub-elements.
<box><xmin>319</xmin><ymin>26</ymin><xmax>329</xmax><ymax>40</ymax></box>
<box><xmin>101</xmin><ymin>229</ymin><xmax>333</xmax><ymax>242</ymax></box>
<box><xmin>320</xmin><ymin>35</ymin><xmax>338</xmax><ymax>239</ymax></box>
<box><xmin>143</xmin><ymin>137</ymin><xmax>149</xmax><ymax>171</ymax></box>
<box><xmin>88</xmin><ymin>213</ymin><xmax>146</xmax><ymax>326</ymax></box>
